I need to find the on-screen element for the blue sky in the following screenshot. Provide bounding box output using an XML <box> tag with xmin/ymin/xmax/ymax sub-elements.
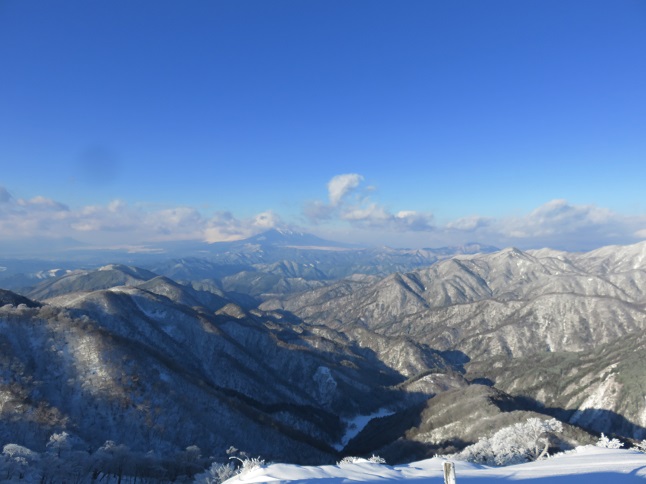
<box><xmin>1</xmin><ymin>0</ymin><xmax>645</xmax><ymax>251</ymax></box>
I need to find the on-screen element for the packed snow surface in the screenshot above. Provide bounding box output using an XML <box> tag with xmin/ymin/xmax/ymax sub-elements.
<box><xmin>225</xmin><ymin>447</ymin><xmax>646</xmax><ymax>483</ymax></box>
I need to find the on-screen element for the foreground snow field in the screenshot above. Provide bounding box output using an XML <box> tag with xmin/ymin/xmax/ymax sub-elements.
<box><xmin>224</xmin><ymin>447</ymin><xmax>646</xmax><ymax>483</ymax></box>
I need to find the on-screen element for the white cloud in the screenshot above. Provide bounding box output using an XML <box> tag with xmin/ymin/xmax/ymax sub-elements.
<box><xmin>441</xmin><ymin>199</ymin><xmax>646</xmax><ymax>251</ymax></box>
<box><xmin>253</xmin><ymin>210</ymin><xmax>281</xmax><ymax>228</ymax></box>
<box><xmin>203</xmin><ymin>210</ymin><xmax>283</xmax><ymax>243</ymax></box>
<box><xmin>306</xmin><ymin>175</ymin><xmax>435</xmax><ymax>233</ymax></box>
<box><xmin>203</xmin><ymin>212</ymin><xmax>248</xmax><ymax>243</ymax></box>
<box><xmin>148</xmin><ymin>207</ymin><xmax>204</xmax><ymax>238</ymax></box>
<box><xmin>340</xmin><ymin>205</ymin><xmax>434</xmax><ymax>231</ymax></box>
<box><xmin>107</xmin><ymin>199</ymin><xmax>127</xmax><ymax>213</ymax></box>
<box><xmin>2</xmin><ymin>183</ymin><xmax>645</xmax><ymax>252</ymax></box>
<box><xmin>70</xmin><ymin>201</ymin><xmax>141</xmax><ymax>234</ymax></box>
<box><xmin>501</xmin><ymin>199</ymin><xmax>614</xmax><ymax>238</ymax></box>
<box><xmin>447</xmin><ymin>215</ymin><xmax>492</xmax><ymax>231</ymax></box>
<box><xmin>341</xmin><ymin>203</ymin><xmax>390</xmax><ymax>223</ymax></box>
<box><xmin>17</xmin><ymin>196</ymin><xmax>69</xmax><ymax>212</ymax></box>
<box><xmin>394</xmin><ymin>211</ymin><xmax>435</xmax><ymax>231</ymax></box>
<box><xmin>0</xmin><ymin>187</ymin><xmax>285</xmax><ymax>246</ymax></box>
<box><xmin>327</xmin><ymin>174</ymin><xmax>364</xmax><ymax>206</ymax></box>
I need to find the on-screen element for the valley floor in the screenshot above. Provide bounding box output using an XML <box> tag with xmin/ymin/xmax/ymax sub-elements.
<box><xmin>224</xmin><ymin>447</ymin><xmax>646</xmax><ymax>483</ymax></box>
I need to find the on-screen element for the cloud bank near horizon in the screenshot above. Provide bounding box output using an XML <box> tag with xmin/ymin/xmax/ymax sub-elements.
<box><xmin>1</xmin><ymin>180</ymin><xmax>645</xmax><ymax>252</ymax></box>
<box><xmin>0</xmin><ymin>185</ymin><xmax>282</xmax><ymax>247</ymax></box>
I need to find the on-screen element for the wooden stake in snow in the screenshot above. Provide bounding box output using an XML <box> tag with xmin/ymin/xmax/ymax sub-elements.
<box><xmin>443</xmin><ymin>461</ymin><xmax>456</xmax><ymax>484</ymax></box>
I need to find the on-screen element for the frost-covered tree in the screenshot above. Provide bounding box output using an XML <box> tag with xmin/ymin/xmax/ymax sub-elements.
<box><xmin>456</xmin><ymin>417</ymin><xmax>563</xmax><ymax>466</ymax></box>
<box><xmin>92</xmin><ymin>440</ymin><xmax>133</xmax><ymax>482</ymax></box>
<box><xmin>632</xmin><ymin>440</ymin><xmax>646</xmax><ymax>453</ymax></box>
<box><xmin>172</xmin><ymin>445</ymin><xmax>205</xmax><ymax>479</ymax></box>
<box><xmin>337</xmin><ymin>455</ymin><xmax>386</xmax><ymax>465</ymax></box>
<box><xmin>596</xmin><ymin>433</ymin><xmax>624</xmax><ymax>449</ymax></box>
<box><xmin>193</xmin><ymin>461</ymin><xmax>237</xmax><ymax>484</ymax></box>
<box><xmin>46</xmin><ymin>431</ymin><xmax>72</xmax><ymax>457</ymax></box>
<box><xmin>2</xmin><ymin>443</ymin><xmax>40</xmax><ymax>481</ymax></box>
<box><xmin>194</xmin><ymin>455</ymin><xmax>265</xmax><ymax>484</ymax></box>
<box><xmin>230</xmin><ymin>455</ymin><xmax>265</xmax><ymax>476</ymax></box>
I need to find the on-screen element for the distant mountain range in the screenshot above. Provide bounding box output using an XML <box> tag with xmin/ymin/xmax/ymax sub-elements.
<box><xmin>3</xmin><ymin>232</ymin><xmax>646</xmax><ymax>472</ymax></box>
<box><xmin>0</xmin><ymin>229</ymin><xmax>499</xmax><ymax>298</ymax></box>
<box><xmin>261</xmin><ymin>241</ymin><xmax>646</xmax><ymax>443</ymax></box>
<box><xmin>214</xmin><ymin>228</ymin><xmax>358</xmax><ymax>250</ymax></box>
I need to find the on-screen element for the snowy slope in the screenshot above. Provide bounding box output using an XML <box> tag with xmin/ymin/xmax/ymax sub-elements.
<box><xmin>224</xmin><ymin>447</ymin><xmax>646</xmax><ymax>483</ymax></box>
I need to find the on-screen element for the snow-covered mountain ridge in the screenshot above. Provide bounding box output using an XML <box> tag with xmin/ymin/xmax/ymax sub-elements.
<box><xmin>260</xmin><ymin>241</ymin><xmax>646</xmax><ymax>441</ymax></box>
<box><xmin>0</xmin><ymin>265</ymin><xmax>464</xmax><ymax>465</ymax></box>
<box><xmin>3</xmin><ymin>239</ymin><xmax>646</xmax><ymax>477</ymax></box>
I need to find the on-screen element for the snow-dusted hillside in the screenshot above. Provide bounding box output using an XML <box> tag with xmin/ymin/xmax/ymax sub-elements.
<box><xmin>0</xmin><ymin>268</ymin><xmax>461</xmax><ymax>464</ymax></box>
<box><xmin>4</xmin><ymin>240</ymin><xmax>646</xmax><ymax>475</ymax></box>
<box><xmin>221</xmin><ymin>447</ymin><xmax>646</xmax><ymax>483</ymax></box>
<box><xmin>260</xmin><ymin>240</ymin><xmax>646</xmax><ymax>440</ymax></box>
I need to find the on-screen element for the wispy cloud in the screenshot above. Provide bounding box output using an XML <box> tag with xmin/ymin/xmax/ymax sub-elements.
<box><xmin>305</xmin><ymin>174</ymin><xmax>435</xmax><ymax>232</ymax></box>
<box><xmin>0</xmin><ymin>185</ymin><xmax>281</xmax><ymax>246</ymax></box>
<box><xmin>1</xmin><ymin>183</ymin><xmax>645</xmax><ymax>252</ymax></box>
<box><xmin>444</xmin><ymin>199</ymin><xmax>646</xmax><ymax>251</ymax></box>
<box><xmin>303</xmin><ymin>176</ymin><xmax>646</xmax><ymax>250</ymax></box>
<box><xmin>203</xmin><ymin>210</ymin><xmax>282</xmax><ymax>243</ymax></box>
<box><xmin>0</xmin><ymin>188</ymin><xmax>73</xmax><ymax>239</ymax></box>
<box><xmin>446</xmin><ymin>215</ymin><xmax>492</xmax><ymax>231</ymax></box>
<box><xmin>327</xmin><ymin>174</ymin><xmax>364</xmax><ymax>206</ymax></box>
